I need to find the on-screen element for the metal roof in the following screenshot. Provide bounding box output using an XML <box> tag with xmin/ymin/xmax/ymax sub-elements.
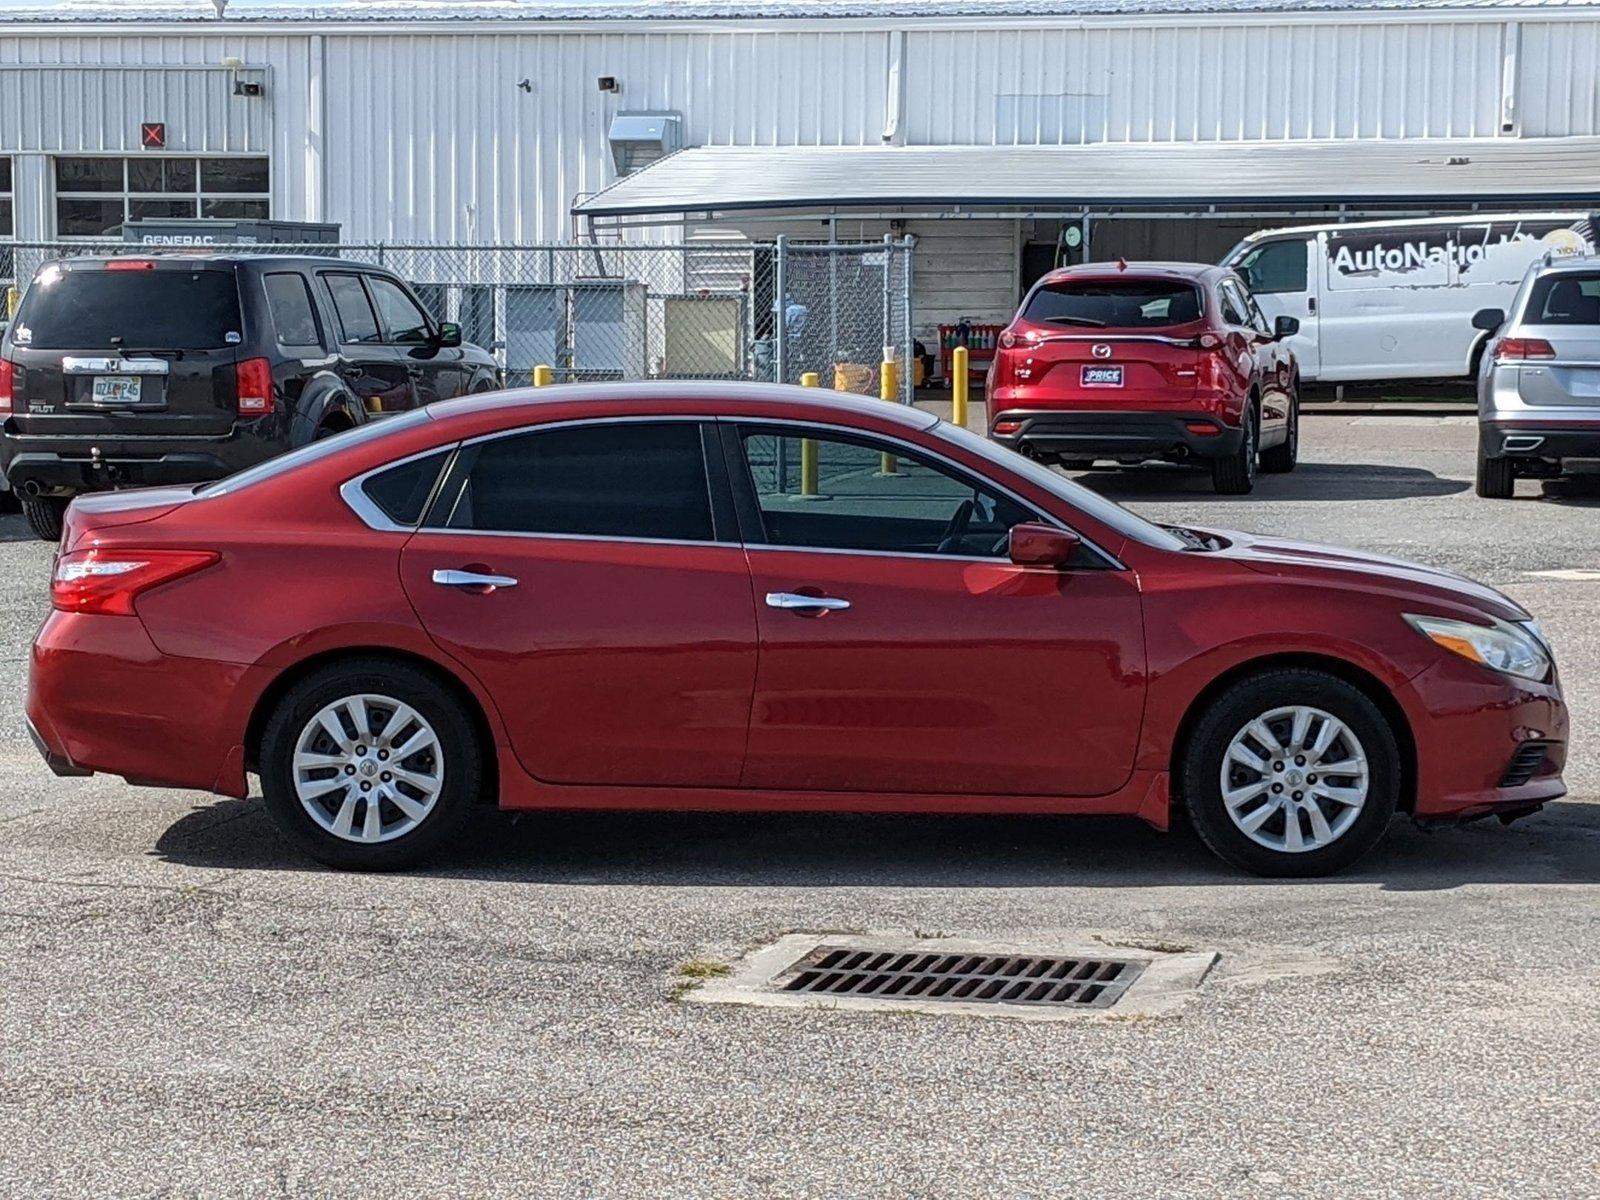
<box><xmin>4</xmin><ymin>0</ymin><xmax>1597</xmax><ymax>23</ymax></box>
<box><xmin>573</xmin><ymin>138</ymin><xmax>1600</xmax><ymax>217</ymax></box>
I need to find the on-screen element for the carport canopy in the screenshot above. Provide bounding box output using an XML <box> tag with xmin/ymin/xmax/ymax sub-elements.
<box><xmin>573</xmin><ymin>136</ymin><xmax>1600</xmax><ymax>218</ymax></box>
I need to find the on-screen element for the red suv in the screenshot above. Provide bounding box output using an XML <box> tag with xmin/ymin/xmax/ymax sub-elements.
<box><xmin>28</xmin><ymin>384</ymin><xmax>1564</xmax><ymax>877</ymax></box>
<box><xmin>987</xmin><ymin>262</ymin><xmax>1300</xmax><ymax>494</ymax></box>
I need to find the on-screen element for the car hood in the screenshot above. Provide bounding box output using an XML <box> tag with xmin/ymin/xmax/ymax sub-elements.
<box><xmin>1201</xmin><ymin>527</ymin><xmax>1530</xmax><ymax>622</ymax></box>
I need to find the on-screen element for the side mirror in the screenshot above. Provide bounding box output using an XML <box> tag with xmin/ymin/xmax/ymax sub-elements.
<box><xmin>435</xmin><ymin>321</ymin><xmax>463</xmax><ymax>348</ymax></box>
<box><xmin>1472</xmin><ymin>308</ymin><xmax>1506</xmax><ymax>333</ymax></box>
<box><xmin>1008</xmin><ymin>522</ymin><xmax>1081</xmax><ymax>568</ymax></box>
<box><xmin>1273</xmin><ymin>315</ymin><xmax>1300</xmax><ymax>340</ymax></box>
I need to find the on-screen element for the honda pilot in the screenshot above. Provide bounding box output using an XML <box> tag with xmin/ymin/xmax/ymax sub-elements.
<box><xmin>0</xmin><ymin>254</ymin><xmax>499</xmax><ymax>539</ymax></box>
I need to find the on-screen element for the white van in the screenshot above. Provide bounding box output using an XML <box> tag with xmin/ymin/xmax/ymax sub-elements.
<box><xmin>1222</xmin><ymin>212</ymin><xmax>1597</xmax><ymax>385</ymax></box>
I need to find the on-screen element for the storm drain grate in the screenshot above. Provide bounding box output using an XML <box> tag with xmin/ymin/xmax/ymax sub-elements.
<box><xmin>776</xmin><ymin>946</ymin><xmax>1145</xmax><ymax>1010</ymax></box>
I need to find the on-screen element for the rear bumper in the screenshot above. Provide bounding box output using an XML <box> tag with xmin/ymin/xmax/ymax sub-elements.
<box><xmin>990</xmin><ymin>409</ymin><xmax>1242</xmax><ymax>460</ymax></box>
<box><xmin>0</xmin><ymin>424</ymin><xmax>271</xmax><ymax>495</ymax></box>
<box><xmin>1481</xmin><ymin>421</ymin><xmax>1600</xmax><ymax>460</ymax></box>
<box><xmin>28</xmin><ymin>610</ymin><xmax>251</xmax><ymax>797</ymax></box>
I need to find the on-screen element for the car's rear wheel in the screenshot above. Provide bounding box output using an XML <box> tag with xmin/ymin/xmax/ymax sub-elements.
<box><xmin>1211</xmin><ymin>403</ymin><xmax>1258</xmax><ymax>495</ymax></box>
<box><xmin>21</xmin><ymin>495</ymin><xmax>67</xmax><ymax>542</ymax></box>
<box><xmin>1259</xmin><ymin>390</ymin><xmax>1299</xmax><ymax>474</ymax></box>
<box><xmin>259</xmin><ymin>658</ymin><xmax>482</xmax><ymax>870</ymax></box>
<box><xmin>1180</xmin><ymin>669</ymin><xmax>1401</xmax><ymax>877</ymax></box>
<box><xmin>1476</xmin><ymin>437</ymin><xmax>1517</xmax><ymax>499</ymax></box>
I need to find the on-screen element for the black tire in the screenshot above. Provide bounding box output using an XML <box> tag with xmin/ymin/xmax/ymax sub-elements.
<box><xmin>1476</xmin><ymin>437</ymin><xmax>1516</xmax><ymax>499</ymax></box>
<box><xmin>1259</xmin><ymin>389</ymin><xmax>1299</xmax><ymax>474</ymax></box>
<box><xmin>259</xmin><ymin>657</ymin><xmax>483</xmax><ymax>871</ymax></box>
<box><xmin>21</xmin><ymin>495</ymin><xmax>67</xmax><ymax>542</ymax></box>
<box><xmin>1211</xmin><ymin>402</ymin><xmax>1258</xmax><ymax>495</ymax></box>
<box><xmin>1180</xmin><ymin>669</ymin><xmax>1401</xmax><ymax>877</ymax></box>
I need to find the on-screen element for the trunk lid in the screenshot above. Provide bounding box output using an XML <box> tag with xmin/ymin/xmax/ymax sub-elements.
<box><xmin>7</xmin><ymin>260</ymin><xmax>243</xmax><ymax>437</ymax></box>
<box><xmin>59</xmin><ymin>486</ymin><xmax>196</xmax><ymax>553</ymax></box>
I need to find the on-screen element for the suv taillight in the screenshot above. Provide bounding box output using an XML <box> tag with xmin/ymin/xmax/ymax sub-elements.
<box><xmin>0</xmin><ymin>359</ymin><xmax>13</xmax><ymax>414</ymax></box>
<box><xmin>52</xmin><ymin>548</ymin><xmax>220</xmax><ymax>616</ymax></box>
<box><xmin>1495</xmin><ymin>337</ymin><xmax>1557</xmax><ymax>361</ymax></box>
<box><xmin>235</xmin><ymin>357</ymin><xmax>274</xmax><ymax>416</ymax></box>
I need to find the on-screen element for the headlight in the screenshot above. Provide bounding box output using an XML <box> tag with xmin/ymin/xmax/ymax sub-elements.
<box><xmin>1405</xmin><ymin>613</ymin><xmax>1551</xmax><ymax>682</ymax></box>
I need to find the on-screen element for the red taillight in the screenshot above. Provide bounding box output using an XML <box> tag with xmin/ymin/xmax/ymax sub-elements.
<box><xmin>1185</xmin><ymin>421</ymin><xmax>1222</xmax><ymax>436</ymax></box>
<box><xmin>235</xmin><ymin>356</ymin><xmax>274</xmax><ymax>415</ymax></box>
<box><xmin>0</xmin><ymin>359</ymin><xmax>13</xmax><ymax>414</ymax></box>
<box><xmin>52</xmin><ymin>548</ymin><xmax>220</xmax><ymax>616</ymax></box>
<box><xmin>1495</xmin><ymin>337</ymin><xmax>1557</xmax><ymax>361</ymax></box>
<box><xmin>993</xmin><ymin>419</ymin><xmax>1023</xmax><ymax>435</ymax></box>
<box><xmin>104</xmin><ymin>259</ymin><xmax>156</xmax><ymax>271</ymax></box>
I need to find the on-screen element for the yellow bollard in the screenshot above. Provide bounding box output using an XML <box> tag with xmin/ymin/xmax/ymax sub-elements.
<box><xmin>951</xmin><ymin>345</ymin><xmax>969</xmax><ymax>429</ymax></box>
<box><xmin>532</xmin><ymin>363</ymin><xmax>553</xmax><ymax>387</ymax></box>
<box><xmin>798</xmin><ymin>372</ymin><xmax>821</xmax><ymax>499</ymax></box>
<box><xmin>878</xmin><ymin>357</ymin><xmax>899</xmax><ymax>475</ymax></box>
<box><xmin>4</xmin><ymin>286</ymin><xmax>19</xmax><ymax>319</ymax></box>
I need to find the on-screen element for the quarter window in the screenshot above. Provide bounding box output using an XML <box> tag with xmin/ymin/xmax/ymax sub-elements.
<box><xmin>53</xmin><ymin>156</ymin><xmax>270</xmax><ymax>238</ymax></box>
<box><xmin>324</xmin><ymin>273</ymin><xmax>382</xmax><ymax>344</ymax></box>
<box><xmin>438</xmin><ymin>423</ymin><xmax>715</xmax><ymax>542</ymax></box>
<box><xmin>739</xmin><ymin>429</ymin><xmax>1033</xmax><ymax>557</ymax></box>
<box><xmin>263</xmin><ymin>272</ymin><xmax>322</xmax><ymax>348</ymax></box>
<box><xmin>361</xmin><ymin>450</ymin><xmax>452</xmax><ymax>527</ymax></box>
<box><xmin>1218</xmin><ymin>281</ymin><xmax>1251</xmax><ymax>327</ymax></box>
<box><xmin>367</xmin><ymin>276</ymin><xmax>434</xmax><ymax>344</ymax></box>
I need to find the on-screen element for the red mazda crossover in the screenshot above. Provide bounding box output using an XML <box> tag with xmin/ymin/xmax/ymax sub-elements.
<box><xmin>987</xmin><ymin>262</ymin><xmax>1299</xmax><ymax>494</ymax></box>
<box><xmin>28</xmin><ymin>383</ymin><xmax>1564</xmax><ymax>876</ymax></box>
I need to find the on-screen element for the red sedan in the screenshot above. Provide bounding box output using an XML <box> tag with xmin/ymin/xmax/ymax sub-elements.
<box><xmin>28</xmin><ymin>384</ymin><xmax>1565</xmax><ymax>876</ymax></box>
<box><xmin>987</xmin><ymin>262</ymin><xmax>1299</xmax><ymax>494</ymax></box>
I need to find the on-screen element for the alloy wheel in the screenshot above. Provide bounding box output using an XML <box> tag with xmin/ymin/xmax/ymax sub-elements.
<box><xmin>1218</xmin><ymin>705</ymin><xmax>1370</xmax><ymax>853</ymax></box>
<box><xmin>292</xmin><ymin>693</ymin><xmax>445</xmax><ymax>844</ymax></box>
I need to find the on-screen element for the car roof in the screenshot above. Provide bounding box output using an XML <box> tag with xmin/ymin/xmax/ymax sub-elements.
<box><xmin>427</xmin><ymin>381</ymin><xmax>943</xmax><ymax>433</ymax></box>
<box><xmin>1522</xmin><ymin>253</ymin><xmax>1600</xmax><ymax>277</ymax></box>
<box><xmin>1035</xmin><ymin>261</ymin><xmax>1223</xmax><ymax>286</ymax></box>
<box><xmin>1234</xmin><ymin>211</ymin><xmax>1594</xmax><ymax>244</ymax></box>
<box><xmin>42</xmin><ymin>253</ymin><xmax>376</xmax><ymax>273</ymax></box>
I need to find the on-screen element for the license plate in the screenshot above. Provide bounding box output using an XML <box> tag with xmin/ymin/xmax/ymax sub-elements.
<box><xmin>91</xmin><ymin>375</ymin><xmax>141</xmax><ymax>404</ymax></box>
<box><xmin>1081</xmin><ymin>365</ymin><xmax>1124</xmax><ymax>388</ymax></box>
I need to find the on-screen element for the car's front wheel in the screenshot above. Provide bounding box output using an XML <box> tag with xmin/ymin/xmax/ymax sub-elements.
<box><xmin>1180</xmin><ymin>669</ymin><xmax>1401</xmax><ymax>876</ymax></box>
<box><xmin>259</xmin><ymin>658</ymin><xmax>483</xmax><ymax>870</ymax></box>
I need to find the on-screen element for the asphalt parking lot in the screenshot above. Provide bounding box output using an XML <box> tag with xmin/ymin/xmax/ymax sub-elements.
<box><xmin>1</xmin><ymin>413</ymin><xmax>1597</xmax><ymax>1199</ymax></box>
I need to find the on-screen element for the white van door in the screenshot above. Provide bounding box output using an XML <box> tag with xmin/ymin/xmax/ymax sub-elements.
<box><xmin>1231</xmin><ymin>236</ymin><xmax>1320</xmax><ymax>380</ymax></box>
<box><xmin>1319</xmin><ymin>224</ymin><xmax>1459</xmax><ymax>382</ymax></box>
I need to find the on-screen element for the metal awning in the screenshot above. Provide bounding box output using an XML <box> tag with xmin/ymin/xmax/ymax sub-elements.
<box><xmin>574</xmin><ymin>137</ymin><xmax>1600</xmax><ymax>218</ymax></box>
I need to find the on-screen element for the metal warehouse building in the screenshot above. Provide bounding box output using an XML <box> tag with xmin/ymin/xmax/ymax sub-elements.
<box><xmin>5</xmin><ymin>0</ymin><xmax>1600</xmax><ymax>339</ymax></box>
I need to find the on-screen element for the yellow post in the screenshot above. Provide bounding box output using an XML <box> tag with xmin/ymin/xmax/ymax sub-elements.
<box><xmin>4</xmin><ymin>287</ymin><xmax>18</xmax><ymax>318</ymax></box>
<box><xmin>798</xmin><ymin>372</ymin><xmax>821</xmax><ymax>498</ymax></box>
<box><xmin>951</xmin><ymin>345</ymin><xmax>969</xmax><ymax>429</ymax></box>
<box><xmin>878</xmin><ymin>357</ymin><xmax>899</xmax><ymax>475</ymax></box>
<box><xmin>532</xmin><ymin>363</ymin><xmax>553</xmax><ymax>387</ymax></box>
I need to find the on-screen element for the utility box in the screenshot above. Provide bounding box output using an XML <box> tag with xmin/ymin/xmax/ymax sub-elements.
<box><xmin>660</xmin><ymin>294</ymin><xmax>745</xmax><ymax>377</ymax></box>
<box><xmin>121</xmin><ymin>218</ymin><xmax>342</xmax><ymax>246</ymax></box>
<box><xmin>503</xmin><ymin>285</ymin><xmax>566</xmax><ymax>384</ymax></box>
<box><xmin>570</xmin><ymin>280</ymin><xmax>648</xmax><ymax>379</ymax></box>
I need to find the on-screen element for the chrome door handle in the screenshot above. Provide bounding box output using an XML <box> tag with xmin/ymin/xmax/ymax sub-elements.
<box><xmin>765</xmin><ymin>591</ymin><xmax>850</xmax><ymax>611</ymax></box>
<box><xmin>433</xmin><ymin>568</ymin><xmax>518</xmax><ymax>589</ymax></box>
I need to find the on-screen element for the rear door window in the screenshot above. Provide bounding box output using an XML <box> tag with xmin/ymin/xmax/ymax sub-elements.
<box><xmin>1218</xmin><ymin>280</ymin><xmax>1252</xmax><ymax>328</ymax></box>
<box><xmin>12</xmin><ymin>265</ymin><xmax>241</xmax><ymax>350</ymax></box>
<box><xmin>263</xmin><ymin>272</ymin><xmax>322</xmax><ymax>348</ymax></box>
<box><xmin>367</xmin><ymin>276</ymin><xmax>434</xmax><ymax>345</ymax></box>
<box><xmin>1022</xmin><ymin>280</ymin><xmax>1203</xmax><ymax>329</ymax></box>
<box><xmin>324</xmin><ymin>273</ymin><xmax>382</xmax><ymax>344</ymax></box>
<box><xmin>435</xmin><ymin>422</ymin><xmax>716</xmax><ymax>542</ymax></box>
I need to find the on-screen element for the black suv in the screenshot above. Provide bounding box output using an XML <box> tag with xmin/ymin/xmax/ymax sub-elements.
<box><xmin>0</xmin><ymin>254</ymin><xmax>500</xmax><ymax>539</ymax></box>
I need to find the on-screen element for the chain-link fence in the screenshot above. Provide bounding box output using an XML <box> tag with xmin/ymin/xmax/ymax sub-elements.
<box><xmin>1</xmin><ymin>237</ymin><xmax>917</xmax><ymax>402</ymax></box>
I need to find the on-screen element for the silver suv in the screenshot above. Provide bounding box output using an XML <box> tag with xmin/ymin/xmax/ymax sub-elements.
<box><xmin>1474</xmin><ymin>256</ymin><xmax>1600</xmax><ymax>498</ymax></box>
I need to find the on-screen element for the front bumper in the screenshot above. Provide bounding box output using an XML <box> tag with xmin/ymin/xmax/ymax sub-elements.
<box><xmin>990</xmin><ymin>409</ymin><xmax>1243</xmax><ymax>461</ymax></box>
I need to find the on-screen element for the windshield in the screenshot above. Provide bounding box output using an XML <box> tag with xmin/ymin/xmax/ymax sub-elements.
<box><xmin>198</xmin><ymin>408</ymin><xmax>437</xmax><ymax>497</ymax></box>
<box><xmin>13</xmin><ymin>263</ymin><xmax>242</xmax><ymax>351</ymax></box>
<box><xmin>1021</xmin><ymin>279</ymin><xmax>1203</xmax><ymax>329</ymax></box>
<box><xmin>930</xmin><ymin>422</ymin><xmax>1188</xmax><ymax>553</ymax></box>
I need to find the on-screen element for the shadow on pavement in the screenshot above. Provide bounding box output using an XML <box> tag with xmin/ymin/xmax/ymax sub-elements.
<box><xmin>153</xmin><ymin>796</ymin><xmax>1600</xmax><ymax>892</ymax></box>
<box><xmin>1071</xmin><ymin>461</ymin><xmax>1469</xmax><ymax>503</ymax></box>
<box><xmin>1536</xmin><ymin>475</ymin><xmax>1600</xmax><ymax>507</ymax></box>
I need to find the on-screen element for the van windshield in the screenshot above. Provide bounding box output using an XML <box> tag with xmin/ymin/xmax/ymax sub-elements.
<box><xmin>12</xmin><ymin>264</ymin><xmax>242</xmax><ymax>351</ymax></box>
<box><xmin>1021</xmin><ymin>280</ymin><xmax>1203</xmax><ymax>329</ymax></box>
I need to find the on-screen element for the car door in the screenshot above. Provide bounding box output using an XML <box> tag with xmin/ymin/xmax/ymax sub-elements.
<box><xmin>726</xmin><ymin>421</ymin><xmax>1146</xmax><ymax>798</ymax></box>
<box><xmin>367</xmin><ymin>273</ymin><xmax>467</xmax><ymax>403</ymax></box>
<box><xmin>321</xmin><ymin>271</ymin><xmax>416</xmax><ymax>415</ymax></box>
<box><xmin>398</xmin><ymin>418</ymin><xmax>758</xmax><ymax>788</ymax></box>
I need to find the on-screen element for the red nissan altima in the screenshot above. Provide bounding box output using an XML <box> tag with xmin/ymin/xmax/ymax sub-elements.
<box><xmin>28</xmin><ymin>383</ymin><xmax>1565</xmax><ymax>876</ymax></box>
